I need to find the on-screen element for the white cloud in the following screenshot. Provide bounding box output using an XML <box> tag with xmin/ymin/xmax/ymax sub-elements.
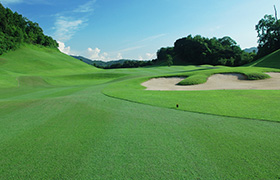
<box><xmin>103</xmin><ymin>52</ymin><xmax>109</xmax><ymax>57</ymax></box>
<box><xmin>137</xmin><ymin>53</ymin><xmax>156</xmax><ymax>61</ymax></box>
<box><xmin>87</xmin><ymin>47</ymin><xmax>101</xmax><ymax>59</ymax></box>
<box><xmin>84</xmin><ymin>48</ymin><xmax>130</xmax><ymax>61</ymax></box>
<box><xmin>54</xmin><ymin>16</ymin><xmax>83</xmax><ymax>42</ymax></box>
<box><xmin>52</xmin><ymin>1</ymin><xmax>97</xmax><ymax>42</ymax></box>
<box><xmin>117</xmin><ymin>53</ymin><xmax>123</xmax><ymax>59</ymax></box>
<box><xmin>58</xmin><ymin>41</ymin><xmax>71</xmax><ymax>55</ymax></box>
<box><xmin>74</xmin><ymin>0</ymin><xmax>96</xmax><ymax>13</ymax></box>
<box><xmin>145</xmin><ymin>53</ymin><xmax>156</xmax><ymax>60</ymax></box>
<box><xmin>86</xmin><ymin>47</ymin><xmax>111</xmax><ymax>61</ymax></box>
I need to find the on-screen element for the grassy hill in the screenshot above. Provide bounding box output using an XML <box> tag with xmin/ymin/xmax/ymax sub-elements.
<box><xmin>0</xmin><ymin>44</ymin><xmax>118</xmax><ymax>88</ymax></box>
<box><xmin>0</xmin><ymin>44</ymin><xmax>97</xmax><ymax>75</ymax></box>
<box><xmin>247</xmin><ymin>49</ymin><xmax>280</xmax><ymax>69</ymax></box>
<box><xmin>0</xmin><ymin>45</ymin><xmax>280</xmax><ymax>179</ymax></box>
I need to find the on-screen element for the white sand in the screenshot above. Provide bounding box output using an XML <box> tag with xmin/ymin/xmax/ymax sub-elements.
<box><xmin>141</xmin><ymin>73</ymin><xmax>280</xmax><ymax>91</ymax></box>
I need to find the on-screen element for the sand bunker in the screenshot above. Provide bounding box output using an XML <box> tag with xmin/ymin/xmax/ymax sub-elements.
<box><xmin>141</xmin><ymin>73</ymin><xmax>280</xmax><ymax>91</ymax></box>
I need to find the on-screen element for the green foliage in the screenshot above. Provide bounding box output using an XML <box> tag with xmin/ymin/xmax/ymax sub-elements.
<box><xmin>245</xmin><ymin>72</ymin><xmax>270</xmax><ymax>80</ymax></box>
<box><xmin>256</xmin><ymin>15</ymin><xmax>280</xmax><ymax>58</ymax></box>
<box><xmin>156</xmin><ymin>35</ymin><xmax>255</xmax><ymax>66</ymax></box>
<box><xmin>177</xmin><ymin>74</ymin><xmax>208</xmax><ymax>85</ymax></box>
<box><xmin>103</xmin><ymin>60</ymin><xmax>155</xmax><ymax>69</ymax></box>
<box><xmin>166</xmin><ymin>54</ymin><xmax>173</xmax><ymax>66</ymax></box>
<box><xmin>157</xmin><ymin>47</ymin><xmax>174</xmax><ymax>62</ymax></box>
<box><xmin>0</xmin><ymin>3</ymin><xmax>58</xmax><ymax>55</ymax></box>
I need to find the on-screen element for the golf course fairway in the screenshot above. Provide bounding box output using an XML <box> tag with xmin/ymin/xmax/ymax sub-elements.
<box><xmin>0</xmin><ymin>45</ymin><xmax>280</xmax><ymax>179</ymax></box>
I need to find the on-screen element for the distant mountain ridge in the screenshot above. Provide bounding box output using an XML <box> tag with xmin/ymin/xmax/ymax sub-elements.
<box><xmin>71</xmin><ymin>56</ymin><xmax>143</xmax><ymax>67</ymax></box>
<box><xmin>243</xmin><ymin>47</ymin><xmax>258</xmax><ymax>53</ymax></box>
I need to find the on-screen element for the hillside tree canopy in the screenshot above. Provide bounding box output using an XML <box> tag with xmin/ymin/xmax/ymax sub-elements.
<box><xmin>0</xmin><ymin>3</ymin><xmax>58</xmax><ymax>55</ymax></box>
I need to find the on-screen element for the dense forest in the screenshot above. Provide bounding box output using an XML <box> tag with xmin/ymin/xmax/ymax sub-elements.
<box><xmin>156</xmin><ymin>35</ymin><xmax>256</xmax><ymax>66</ymax></box>
<box><xmin>0</xmin><ymin>3</ymin><xmax>58</xmax><ymax>55</ymax></box>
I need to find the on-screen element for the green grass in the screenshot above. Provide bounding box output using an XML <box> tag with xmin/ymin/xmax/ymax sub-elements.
<box><xmin>104</xmin><ymin>66</ymin><xmax>280</xmax><ymax>121</ymax></box>
<box><xmin>177</xmin><ymin>74</ymin><xmax>208</xmax><ymax>85</ymax></box>
<box><xmin>104</xmin><ymin>77</ymin><xmax>280</xmax><ymax>122</ymax></box>
<box><xmin>0</xmin><ymin>44</ymin><xmax>100</xmax><ymax>88</ymax></box>
<box><xmin>1</xmin><ymin>84</ymin><xmax>280</xmax><ymax>179</ymax></box>
<box><xmin>1</xmin><ymin>46</ymin><xmax>280</xmax><ymax>179</ymax></box>
<box><xmin>246</xmin><ymin>49</ymin><xmax>280</xmax><ymax>69</ymax></box>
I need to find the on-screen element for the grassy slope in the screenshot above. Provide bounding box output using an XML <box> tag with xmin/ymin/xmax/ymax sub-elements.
<box><xmin>1</xmin><ymin>46</ymin><xmax>280</xmax><ymax>179</ymax></box>
<box><xmin>0</xmin><ymin>44</ymin><xmax>125</xmax><ymax>88</ymax></box>
<box><xmin>0</xmin><ymin>44</ymin><xmax>96</xmax><ymax>75</ymax></box>
<box><xmin>247</xmin><ymin>49</ymin><xmax>280</xmax><ymax>69</ymax></box>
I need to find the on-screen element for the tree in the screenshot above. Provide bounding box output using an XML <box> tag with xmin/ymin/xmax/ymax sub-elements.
<box><xmin>157</xmin><ymin>47</ymin><xmax>174</xmax><ymax>61</ymax></box>
<box><xmin>218</xmin><ymin>36</ymin><xmax>237</xmax><ymax>47</ymax></box>
<box><xmin>166</xmin><ymin>54</ymin><xmax>173</xmax><ymax>66</ymax></box>
<box><xmin>156</xmin><ymin>35</ymin><xmax>253</xmax><ymax>66</ymax></box>
<box><xmin>256</xmin><ymin>14</ymin><xmax>280</xmax><ymax>57</ymax></box>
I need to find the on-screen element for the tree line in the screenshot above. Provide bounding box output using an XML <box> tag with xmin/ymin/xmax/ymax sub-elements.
<box><xmin>155</xmin><ymin>11</ymin><xmax>280</xmax><ymax>67</ymax></box>
<box><xmin>156</xmin><ymin>35</ymin><xmax>256</xmax><ymax>66</ymax></box>
<box><xmin>91</xmin><ymin>59</ymin><xmax>155</xmax><ymax>69</ymax></box>
<box><xmin>0</xmin><ymin>3</ymin><xmax>58</xmax><ymax>55</ymax></box>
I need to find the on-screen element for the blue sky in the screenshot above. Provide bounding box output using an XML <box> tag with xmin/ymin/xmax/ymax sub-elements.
<box><xmin>1</xmin><ymin>0</ymin><xmax>279</xmax><ymax>61</ymax></box>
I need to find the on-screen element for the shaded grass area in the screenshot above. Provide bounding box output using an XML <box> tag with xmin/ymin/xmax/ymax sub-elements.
<box><xmin>1</xmin><ymin>84</ymin><xmax>280</xmax><ymax>179</ymax></box>
<box><xmin>247</xmin><ymin>49</ymin><xmax>280</xmax><ymax>69</ymax></box>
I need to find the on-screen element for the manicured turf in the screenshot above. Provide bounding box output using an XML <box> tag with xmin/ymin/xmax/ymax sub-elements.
<box><xmin>247</xmin><ymin>49</ymin><xmax>280</xmax><ymax>69</ymax></box>
<box><xmin>1</xmin><ymin>46</ymin><xmax>280</xmax><ymax>179</ymax></box>
<box><xmin>1</xmin><ymin>84</ymin><xmax>280</xmax><ymax>179</ymax></box>
<box><xmin>104</xmin><ymin>66</ymin><xmax>280</xmax><ymax>122</ymax></box>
